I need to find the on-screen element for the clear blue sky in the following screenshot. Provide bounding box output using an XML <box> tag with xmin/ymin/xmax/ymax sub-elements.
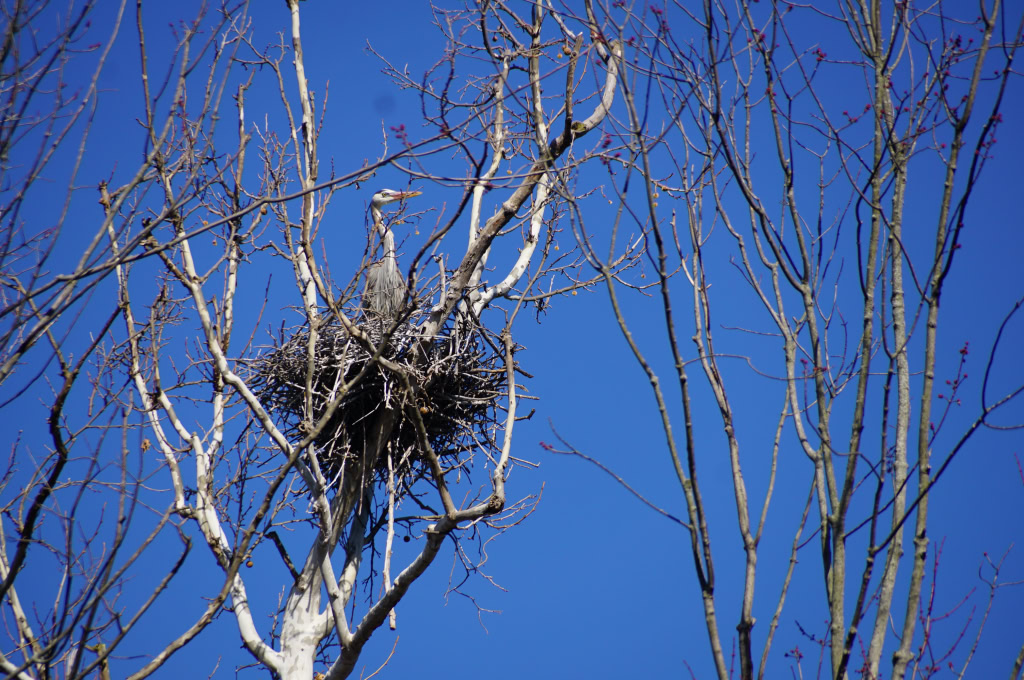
<box><xmin>5</xmin><ymin>2</ymin><xmax>1024</xmax><ymax>679</ymax></box>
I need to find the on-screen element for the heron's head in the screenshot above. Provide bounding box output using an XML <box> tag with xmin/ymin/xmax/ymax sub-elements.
<box><xmin>370</xmin><ymin>188</ymin><xmax>422</xmax><ymax>209</ymax></box>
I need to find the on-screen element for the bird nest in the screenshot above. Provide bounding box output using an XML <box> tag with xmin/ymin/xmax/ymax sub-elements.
<box><xmin>247</xmin><ymin>310</ymin><xmax>508</xmax><ymax>487</ymax></box>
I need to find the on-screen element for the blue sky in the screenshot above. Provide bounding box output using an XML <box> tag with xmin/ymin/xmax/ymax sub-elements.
<box><xmin>4</xmin><ymin>1</ymin><xmax>1024</xmax><ymax>679</ymax></box>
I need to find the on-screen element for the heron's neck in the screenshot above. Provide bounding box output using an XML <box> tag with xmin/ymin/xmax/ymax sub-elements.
<box><xmin>372</xmin><ymin>206</ymin><xmax>396</xmax><ymax>260</ymax></box>
<box><xmin>371</xmin><ymin>205</ymin><xmax>383</xmax><ymax>229</ymax></box>
<box><xmin>380</xmin><ymin>229</ymin><xmax>396</xmax><ymax>260</ymax></box>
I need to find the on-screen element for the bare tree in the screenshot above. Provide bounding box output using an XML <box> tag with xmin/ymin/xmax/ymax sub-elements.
<box><xmin>9</xmin><ymin>1</ymin><xmax>1020</xmax><ymax>678</ymax></box>
<box><xmin>0</xmin><ymin>1</ymin><xmax>636</xmax><ymax>678</ymax></box>
<box><xmin>557</xmin><ymin>1</ymin><xmax>1024</xmax><ymax>679</ymax></box>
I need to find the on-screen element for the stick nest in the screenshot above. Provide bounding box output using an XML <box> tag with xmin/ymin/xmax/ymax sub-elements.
<box><xmin>247</xmin><ymin>311</ymin><xmax>508</xmax><ymax>482</ymax></box>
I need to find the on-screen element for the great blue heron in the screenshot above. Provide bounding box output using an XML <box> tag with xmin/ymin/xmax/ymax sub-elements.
<box><xmin>363</xmin><ymin>188</ymin><xmax>421</xmax><ymax>318</ymax></box>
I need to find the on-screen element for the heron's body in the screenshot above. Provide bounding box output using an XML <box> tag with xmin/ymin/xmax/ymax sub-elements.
<box><xmin>363</xmin><ymin>189</ymin><xmax>420</xmax><ymax>319</ymax></box>
<box><xmin>364</xmin><ymin>229</ymin><xmax>406</xmax><ymax>318</ymax></box>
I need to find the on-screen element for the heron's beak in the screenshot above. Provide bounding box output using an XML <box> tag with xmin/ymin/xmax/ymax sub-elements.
<box><xmin>397</xmin><ymin>190</ymin><xmax>422</xmax><ymax>200</ymax></box>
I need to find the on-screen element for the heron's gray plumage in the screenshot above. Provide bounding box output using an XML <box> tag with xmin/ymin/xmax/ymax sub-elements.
<box><xmin>363</xmin><ymin>189</ymin><xmax>420</xmax><ymax>319</ymax></box>
<box><xmin>364</xmin><ymin>233</ymin><xmax>405</xmax><ymax>318</ymax></box>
